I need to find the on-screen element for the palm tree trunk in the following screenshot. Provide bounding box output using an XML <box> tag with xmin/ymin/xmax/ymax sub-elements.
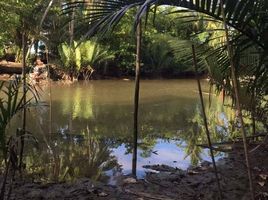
<box><xmin>69</xmin><ymin>0</ymin><xmax>75</xmax><ymax>81</ymax></box>
<box><xmin>192</xmin><ymin>45</ymin><xmax>222</xmax><ymax>200</ymax></box>
<box><xmin>132</xmin><ymin>20</ymin><xmax>142</xmax><ymax>177</ymax></box>
<box><xmin>220</xmin><ymin>1</ymin><xmax>254</xmax><ymax>199</ymax></box>
<box><xmin>69</xmin><ymin>13</ymin><xmax>75</xmax><ymax>45</ymax></box>
<box><xmin>40</xmin><ymin>0</ymin><xmax>55</xmax><ymax>29</ymax></box>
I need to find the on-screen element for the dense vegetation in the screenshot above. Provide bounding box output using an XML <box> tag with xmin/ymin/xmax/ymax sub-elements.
<box><xmin>0</xmin><ymin>1</ymin><xmax>207</xmax><ymax>78</ymax></box>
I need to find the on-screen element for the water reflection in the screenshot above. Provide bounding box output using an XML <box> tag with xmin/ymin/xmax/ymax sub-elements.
<box><xmin>4</xmin><ymin>80</ymin><xmax>261</xmax><ymax>183</ymax></box>
<box><xmin>23</xmin><ymin>132</ymin><xmax>120</xmax><ymax>182</ymax></box>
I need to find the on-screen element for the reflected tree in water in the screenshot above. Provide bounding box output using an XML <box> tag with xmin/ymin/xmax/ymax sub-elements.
<box><xmin>22</xmin><ymin>124</ymin><xmax>120</xmax><ymax>183</ymax></box>
<box><xmin>180</xmin><ymin>103</ymin><xmax>231</xmax><ymax>165</ymax></box>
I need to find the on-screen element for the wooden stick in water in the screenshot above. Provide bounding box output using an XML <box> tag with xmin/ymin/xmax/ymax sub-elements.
<box><xmin>132</xmin><ymin>20</ymin><xmax>142</xmax><ymax>177</ymax></box>
<box><xmin>192</xmin><ymin>44</ymin><xmax>222</xmax><ymax>200</ymax></box>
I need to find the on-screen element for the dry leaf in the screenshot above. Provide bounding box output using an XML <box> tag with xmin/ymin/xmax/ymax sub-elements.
<box><xmin>98</xmin><ymin>191</ymin><xmax>108</xmax><ymax>197</ymax></box>
<box><xmin>258</xmin><ymin>181</ymin><xmax>265</xmax><ymax>187</ymax></box>
<box><xmin>259</xmin><ymin>174</ymin><xmax>268</xmax><ymax>180</ymax></box>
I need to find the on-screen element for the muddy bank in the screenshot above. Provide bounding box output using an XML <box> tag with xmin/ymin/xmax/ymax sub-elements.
<box><xmin>1</xmin><ymin>144</ymin><xmax>267</xmax><ymax>200</ymax></box>
<box><xmin>0</xmin><ymin>61</ymin><xmax>22</xmax><ymax>74</ymax></box>
<box><xmin>0</xmin><ymin>61</ymin><xmax>206</xmax><ymax>81</ymax></box>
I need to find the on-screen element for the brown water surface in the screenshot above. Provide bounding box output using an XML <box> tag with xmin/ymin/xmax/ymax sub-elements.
<box><xmin>7</xmin><ymin>80</ymin><xmax>230</xmax><ymax>183</ymax></box>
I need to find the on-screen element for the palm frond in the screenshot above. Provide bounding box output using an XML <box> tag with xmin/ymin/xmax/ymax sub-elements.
<box><xmin>64</xmin><ymin>0</ymin><xmax>145</xmax><ymax>37</ymax></box>
<box><xmin>67</xmin><ymin>0</ymin><xmax>266</xmax><ymax>51</ymax></box>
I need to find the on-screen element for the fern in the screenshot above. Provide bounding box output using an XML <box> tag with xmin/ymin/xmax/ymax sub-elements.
<box><xmin>79</xmin><ymin>39</ymin><xmax>114</xmax><ymax>69</ymax></box>
<box><xmin>58</xmin><ymin>41</ymin><xmax>81</xmax><ymax>71</ymax></box>
<box><xmin>58</xmin><ymin>42</ymin><xmax>71</xmax><ymax>68</ymax></box>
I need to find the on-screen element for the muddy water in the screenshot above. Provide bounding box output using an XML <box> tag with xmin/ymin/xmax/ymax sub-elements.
<box><xmin>7</xmin><ymin>80</ymin><xmax>229</xmax><ymax>182</ymax></box>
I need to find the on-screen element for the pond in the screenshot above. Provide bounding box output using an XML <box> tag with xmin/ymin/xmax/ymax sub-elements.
<box><xmin>7</xmin><ymin>79</ymin><xmax>231</xmax><ymax>183</ymax></box>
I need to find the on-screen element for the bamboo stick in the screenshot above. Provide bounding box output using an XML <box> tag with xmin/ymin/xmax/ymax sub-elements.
<box><xmin>69</xmin><ymin>0</ymin><xmax>75</xmax><ymax>81</ymax></box>
<box><xmin>192</xmin><ymin>45</ymin><xmax>222</xmax><ymax>200</ymax></box>
<box><xmin>132</xmin><ymin>20</ymin><xmax>142</xmax><ymax>177</ymax></box>
<box><xmin>48</xmin><ymin>47</ymin><xmax>52</xmax><ymax>141</ymax></box>
<box><xmin>19</xmin><ymin>28</ymin><xmax>27</xmax><ymax>170</ymax></box>
<box><xmin>220</xmin><ymin>1</ymin><xmax>255</xmax><ymax>199</ymax></box>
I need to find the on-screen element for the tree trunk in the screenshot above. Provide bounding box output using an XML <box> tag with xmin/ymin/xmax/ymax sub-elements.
<box><xmin>69</xmin><ymin>0</ymin><xmax>75</xmax><ymax>46</ymax></box>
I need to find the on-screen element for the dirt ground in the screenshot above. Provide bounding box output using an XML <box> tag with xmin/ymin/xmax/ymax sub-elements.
<box><xmin>0</xmin><ymin>143</ymin><xmax>267</xmax><ymax>200</ymax></box>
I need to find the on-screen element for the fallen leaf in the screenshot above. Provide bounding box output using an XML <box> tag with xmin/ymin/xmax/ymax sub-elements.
<box><xmin>123</xmin><ymin>177</ymin><xmax>137</xmax><ymax>184</ymax></box>
<box><xmin>187</xmin><ymin>170</ymin><xmax>199</xmax><ymax>175</ymax></box>
<box><xmin>258</xmin><ymin>181</ymin><xmax>265</xmax><ymax>187</ymax></box>
<box><xmin>253</xmin><ymin>167</ymin><xmax>261</xmax><ymax>172</ymax></box>
<box><xmin>259</xmin><ymin>174</ymin><xmax>268</xmax><ymax>180</ymax></box>
<box><xmin>98</xmin><ymin>191</ymin><xmax>108</xmax><ymax>197</ymax></box>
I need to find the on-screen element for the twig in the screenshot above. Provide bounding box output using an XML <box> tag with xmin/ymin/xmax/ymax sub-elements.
<box><xmin>197</xmin><ymin>133</ymin><xmax>267</xmax><ymax>149</ymax></box>
<box><xmin>124</xmin><ymin>189</ymin><xmax>175</xmax><ymax>200</ymax></box>
<box><xmin>144</xmin><ymin>177</ymin><xmax>169</xmax><ymax>188</ymax></box>
<box><xmin>197</xmin><ymin>144</ymin><xmax>232</xmax><ymax>152</ymax></box>
<box><xmin>250</xmin><ymin>134</ymin><xmax>268</xmax><ymax>153</ymax></box>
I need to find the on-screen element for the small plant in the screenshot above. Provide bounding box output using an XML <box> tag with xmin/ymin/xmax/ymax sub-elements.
<box><xmin>0</xmin><ymin>79</ymin><xmax>39</xmax><ymax>155</ymax></box>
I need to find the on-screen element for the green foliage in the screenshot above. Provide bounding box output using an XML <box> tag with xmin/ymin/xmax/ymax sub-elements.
<box><xmin>96</xmin><ymin>7</ymin><xmax>196</xmax><ymax>76</ymax></box>
<box><xmin>0</xmin><ymin>0</ymin><xmax>69</xmax><ymax>62</ymax></box>
<box><xmin>142</xmin><ymin>34</ymin><xmax>176</xmax><ymax>74</ymax></box>
<box><xmin>58</xmin><ymin>41</ymin><xmax>81</xmax><ymax>71</ymax></box>
<box><xmin>58</xmin><ymin>40</ymin><xmax>114</xmax><ymax>77</ymax></box>
<box><xmin>68</xmin><ymin>0</ymin><xmax>267</xmax><ymax>77</ymax></box>
<box><xmin>166</xmin><ymin>10</ymin><xmax>267</xmax><ymax>126</ymax></box>
<box><xmin>80</xmin><ymin>40</ymin><xmax>114</xmax><ymax>69</ymax></box>
<box><xmin>105</xmin><ymin>9</ymin><xmax>137</xmax><ymax>75</ymax></box>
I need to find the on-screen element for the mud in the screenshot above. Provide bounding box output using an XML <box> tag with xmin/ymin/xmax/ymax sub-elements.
<box><xmin>1</xmin><ymin>145</ymin><xmax>268</xmax><ymax>200</ymax></box>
